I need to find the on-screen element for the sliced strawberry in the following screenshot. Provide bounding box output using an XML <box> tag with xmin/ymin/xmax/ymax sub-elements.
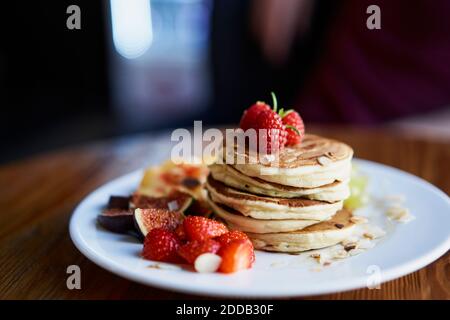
<box><xmin>174</xmin><ymin>224</ymin><xmax>187</xmax><ymax>242</ymax></box>
<box><xmin>218</xmin><ymin>240</ymin><xmax>254</xmax><ymax>274</ymax></box>
<box><xmin>216</xmin><ymin>230</ymin><xmax>255</xmax><ymax>263</ymax></box>
<box><xmin>142</xmin><ymin>228</ymin><xmax>182</xmax><ymax>263</ymax></box>
<box><xmin>178</xmin><ymin>239</ymin><xmax>221</xmax><ymax>264</ymax></box>
<box><xmin>183</xmin><ymin>216</ymin><xmax>228</xmax><ymax>241</ymax></box>
<box><xmin>216</xmin><ymin>230</ymin><xmax>252</xmax><ymax>247</ymax></box>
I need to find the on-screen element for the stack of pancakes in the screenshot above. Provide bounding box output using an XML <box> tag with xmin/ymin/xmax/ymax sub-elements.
<box><xmin>206</xmin><ymin>134</ymin><xmax>356</xmax><ymax>253</ymax></box>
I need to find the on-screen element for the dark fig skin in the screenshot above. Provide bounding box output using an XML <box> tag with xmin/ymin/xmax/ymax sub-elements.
<box><xmin>98</xmin><ymin>209</ymin><xmax>134</xmax><ymax>234</ymax></box>
<box><xmin>100</xmin><ymin>192</ymin><xmax>194</xmax><ymax>241</ymax></box>
<box><xmin>107</xmin><ymin>196</ymin><xmax>130</xmax><ymax>210</ymax></box>
<box><xmin>133</xmin><ymin>213</ymin><xmax>145</xmax><ymax>241</ymax></box>
<box><xmin>130</xmin><ymin>191</ymin><xmax>192</xmax><ymax>212</ymax></box>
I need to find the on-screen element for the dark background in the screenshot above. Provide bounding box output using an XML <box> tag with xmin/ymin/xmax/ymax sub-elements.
<box><xmin>0</xmin><ymin>1</ymin><xmax>338</xmax><ymax>163</ymax></box>
<box><xmin>2</xmin><ymin>1</ymin><xmax>449</xmax><ymax>163</ymax></box>
<box><xmin>1</xmin><ymin>2</ymin><xmax>110</xmax><ymax>162</ymax></box>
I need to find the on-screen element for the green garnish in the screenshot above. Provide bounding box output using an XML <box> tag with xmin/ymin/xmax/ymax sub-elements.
<box><xmin>279</xmin><ymin>108</ymin><xmax>294</xmax><ymax>118</ymax></box>
<box><xmin>272</xmin><ymin>92</ymin><xmax>294</xmax><ymax>118</ymax></box>
<box><xmin>271</xmin><ymin>92</ymin><xmax>278</xmax><ymax>113</ymax></box>
<box><xmin>285</xmin><ymin>124</ymin><xmax>301</xmax><ymax>136</ymax></box>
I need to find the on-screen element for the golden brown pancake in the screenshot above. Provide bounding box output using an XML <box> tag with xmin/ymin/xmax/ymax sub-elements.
<box><xmin>207</xmin><ymin>175</ymin><xmax>326</xmax><ymax>207</ymax></box>
<box><xmin>208</xmin><ymin>198</ymin><xmax>322</xmax><ymax>233</ymax></box>
<box><xmin>209</xmin><ymin>163</ymin><xmax>350</xmax><ymax>201</ymax></box>
<box><xmin>247</xmin><ymin>209</ymin><xmax>356</xmax><ymax>252</ymax></box>
<box><xmin>206</xmin><ymin>175</ymin><xmax>343</xmax><ymax>220</ymax></box>
<box><xmin>222</xmin><ymin>134</ymin><xmax>351</xmax><ymax>167</ymax></box>
<box><xmin>224</xmin><ymin>134</ymin><xmax>353</xmax><ymax>188</ymax></box>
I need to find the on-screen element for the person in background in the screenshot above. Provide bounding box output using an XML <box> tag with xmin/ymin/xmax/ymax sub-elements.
<box><xmin>212</xmin><ymin>0</ymin><xmax>450</xmax><ymax>126</ymax></box>
<box><xmin>252</xmin><ymin>0</ymin><xmax>450</xmax><ymax>124</ymax></box>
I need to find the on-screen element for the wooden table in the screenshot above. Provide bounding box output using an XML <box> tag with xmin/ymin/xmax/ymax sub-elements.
<box><xmin>1</xmin><ymin>126</ymin><xmax>449</xmax><ymax>299</ymax></box>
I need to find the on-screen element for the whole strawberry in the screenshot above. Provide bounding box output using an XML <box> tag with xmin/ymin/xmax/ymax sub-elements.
<box><xmin>142</xmin><ymin>228</ymin><xmax>182</xmax><ymax>263</ymax></box>
<box><xmin>282</xmin><ymin>110</ymin><xmax>305</xmax><ymax>145</ymax></box>
<box><xmin>254</xmin><ymin>109</ymin><xmax>287</xmax><ymax>154</ymax></box>
<box><xmin>183</xmin><ymin>216</ymin><xmax>228</xmax><ymax>241</ymax></box>
<box><xmin>239</xmin><ymin>101</ymin><xmax>271</xmax><ymax>131</ymax></box>
<box><xmin>239</xmin><ymin>93</ymin><xmax>288</xmax><ymax>154</ymax></box>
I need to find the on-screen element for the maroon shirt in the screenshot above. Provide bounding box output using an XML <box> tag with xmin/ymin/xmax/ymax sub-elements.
<box><xmin>297</xmin><ymin>0</ymin><xmax>450</xmax><ymax>124</ymax></box>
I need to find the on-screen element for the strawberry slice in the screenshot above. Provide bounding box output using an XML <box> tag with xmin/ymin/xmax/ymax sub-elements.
<box><xmin>216</xmin><ymin>230</ymin><xmax>252</xmax><ymax>247</ymax></box>
<box><xmin>217</xmin><ymin>230</ymin><xmax>255</xmax><ymax>264</ymax></box>
<box><xmin>178</xmin><ymin>239</ymin><xmax>221</xmax><ymax>264</ymax></box>
<box><xmin>183</xmin><ymin>216</ymin><xmax>228</xmax><ymax>241</ymax></box>
<box><xmin>174</xmin><ymin>224</ymin><xmax>187</xmax><ymax>242</ymax></box>
<box><xmin>142</xmin><ymin>228</ymin><xmax>182</xmax><ymax>263</ymax></box>
<box><xmin>218</xmin><ymin>240</ymin><xmax>254</xmax><ymax>274</ymax></box>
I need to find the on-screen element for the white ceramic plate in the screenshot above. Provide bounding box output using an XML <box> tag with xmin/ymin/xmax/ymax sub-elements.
<box><xmin>69</xmin><ymin>159</ymin><xmax>450</xmax><ymax>297</ymax></box>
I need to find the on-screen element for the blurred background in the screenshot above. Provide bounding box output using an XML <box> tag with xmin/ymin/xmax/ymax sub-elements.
<box><xmin>1</xmin><ymin>0</ymin><xmax>450</xmax><ymax>164</ymax></box>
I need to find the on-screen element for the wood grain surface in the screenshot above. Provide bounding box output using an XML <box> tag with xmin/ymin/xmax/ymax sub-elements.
<box><xmin>0</xmin><ymin>126</ymin><xmax>449</xmax><ymax>300</ymax></box>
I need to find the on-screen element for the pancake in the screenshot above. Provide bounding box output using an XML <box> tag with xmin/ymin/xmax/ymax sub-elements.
<box><xmin>209</xmin><ymin>163</ymin><xmax>350</xmax><ymax>202</ymax></box>
<box><xmin>208</xmin><ymin>198</ymin><xmax>322</xmax><ymax>233</ymax></box>
<box><xmin>247</xmin><ymin>209</ymin><xmax>355</xmax><ymax>252</ymax></box>
<box><xmin>206</xmin><ymin>176</ymin><xmax>343</xmax><ymax>220</ymax></box>
<box><xmin>224</xmin><ymin>134</ymin><xmax>353</xmax><ymax>188</ymax></box>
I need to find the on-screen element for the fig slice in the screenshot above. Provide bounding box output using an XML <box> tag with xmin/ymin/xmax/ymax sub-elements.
<box><xmin>130</xmin><ymin>191</ymin><xmax>193</xmax><ymax>212</ymax></box>
<box><xmin>107</xmin><ymin>195</ymin><xmax>130</xmax><ymax>209</ymax></box>
<box><xmin>134</xmin><ymin>208</ymin><xmax>184</xmax><ymax>238</ymax></box>
<box><xmin>98</xmin><ymin>208</ymin><xmax>134</xmax><ymax>234</ymax></box>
